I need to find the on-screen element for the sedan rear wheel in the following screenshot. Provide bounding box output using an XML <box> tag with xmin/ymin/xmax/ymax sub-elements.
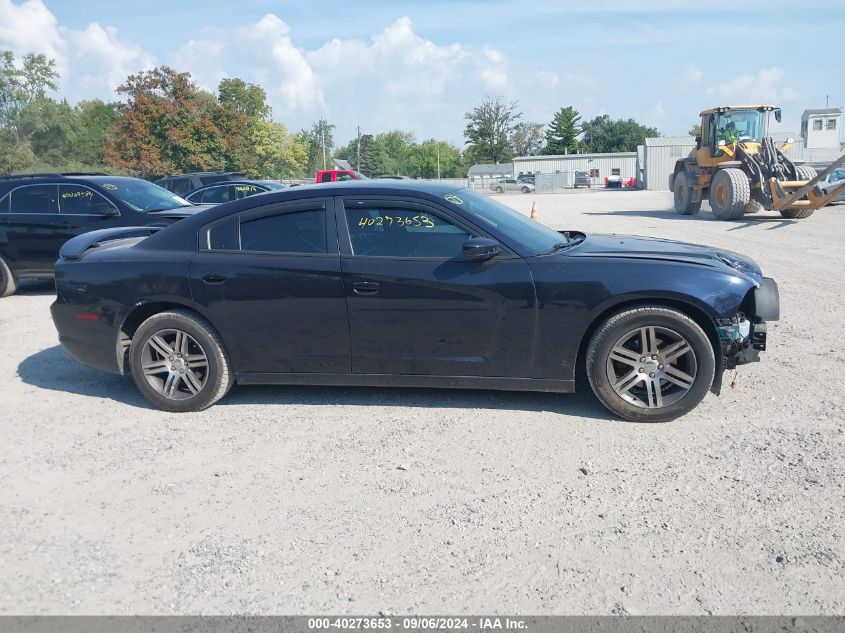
<box><xmin>130</xmin><ymin>309</ymin><xmax>232</xmax><ymax>412</ymax></box>
<box><xmin>586</xmin><ymin>306</ymin><xmax>715</xmax><ymax>422</ymax></box>
<box><xmin>521</xmin><ymin>186</ymin><xmax>530</xmax><ymax>193</ymax></box>
<box><xmin>495</xmin><ymin>186</ymin><xmax>504</xmax><ymax>194</ymax></box>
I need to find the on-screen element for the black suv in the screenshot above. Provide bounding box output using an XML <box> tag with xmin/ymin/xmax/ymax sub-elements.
<box><xmin>154</xmin><ymin>171</ymin><xmax>247</xmax><ymax>196</ymax></box>
<box><xmin>0</xmin><ymin>173</ymin><xmax>209</xmax><ymax>297</ymax></box>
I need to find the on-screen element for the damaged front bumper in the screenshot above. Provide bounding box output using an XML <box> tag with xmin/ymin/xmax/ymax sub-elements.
<box><xmin>712</xmin><ymin>277</ymin><xmax>779</xmax><ymax>393</ymax></box>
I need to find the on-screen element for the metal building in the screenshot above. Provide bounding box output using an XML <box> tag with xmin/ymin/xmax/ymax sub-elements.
<box><xmin>467</xmin><ymin>163</ymin><xmax>514</xmax><ymax>189</ymax></box>
<box><xmin>643</xmin><ymin>136</ymin><xmax>696</xmax><ymax>191</ymax></box>
<box><xmin>513</xmin><ymin>152</ymin><xmax>638</xmax><ymax>187</ymax></box>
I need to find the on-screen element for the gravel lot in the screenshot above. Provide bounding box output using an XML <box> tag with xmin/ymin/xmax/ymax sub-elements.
<box><xmin>1</xmin><ymin>190</ymin><xmax>843</xmax><ymax>615</ymax></box>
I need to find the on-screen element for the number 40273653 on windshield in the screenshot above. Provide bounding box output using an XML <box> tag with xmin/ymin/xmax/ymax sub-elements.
<box><xmin>358</xmin><ymin>215</ymin><xmax>435</xmax><ymax>228</ymax></box>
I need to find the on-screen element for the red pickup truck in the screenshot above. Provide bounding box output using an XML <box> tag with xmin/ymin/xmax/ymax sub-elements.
<box><xmin>316</xmin><ymin>170</ymin><xmax>367</xmax><ymax>183</ymax></box>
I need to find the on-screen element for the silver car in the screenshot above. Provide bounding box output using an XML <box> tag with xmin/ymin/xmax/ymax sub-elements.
<box><xmin>489</xmin><ymin>178</ymin><xmax>534</xmax><ymax>194</ymax></box>
<box><xmin>819</xmin><ymin>167</ymin><xmax>845</xmax><ymax>203</ymax></box>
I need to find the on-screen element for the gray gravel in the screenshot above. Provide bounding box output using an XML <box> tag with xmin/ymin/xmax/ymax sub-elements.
<box><xmin>0</xmin><ymin>190</ymin><xmax>843</xmax><ymax>614</ymax></box>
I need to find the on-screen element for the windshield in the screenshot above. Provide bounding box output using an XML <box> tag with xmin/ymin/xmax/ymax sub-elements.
<box><xmin>717</xmin><ymin>110</ymin><xmax>765</xmax><ymax>143</ymax></box>
<box><xmin>448</xmin><ymin>188</ymin><xmax>568</xmax><ymax>255</ymax></box>
<box><xmin>93</xmin><ymin>178</ymin><xmax>192</xmax><ymax>212</ymax></box>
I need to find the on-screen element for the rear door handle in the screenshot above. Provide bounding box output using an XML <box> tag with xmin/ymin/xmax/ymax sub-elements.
<box><xmin>201</xmin><ymin>273</ymin><xmax>227</xmax><ymax>284</ymax></box>
<box><xmin>352</xmin><ymin>281</ymin><xmax>380</xmax><ymax>295</ymax></box>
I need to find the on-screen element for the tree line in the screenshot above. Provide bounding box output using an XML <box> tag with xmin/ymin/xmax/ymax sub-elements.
<box><xmin>0</xmin><ymin>51</ymin><xmax>661</xmax><ymax>180</ymax></box>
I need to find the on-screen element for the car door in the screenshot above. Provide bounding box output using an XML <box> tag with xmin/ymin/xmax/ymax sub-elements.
<box><xmin>3</xmin><ymin>184</ymin><xmax>60</xmax><ymax>273</ymax></box>
<box><xmin>338</xmin><ymin>196</ymin><xmax>537</xmax><ymax>377</ymax></box>
<box><xmin>53</xmin><ymin>184</ymin><xmax>123</xmax><ymax>247</ymax></box>
<box><xmin>190</xmin><ymin>197</ymin><xmax>350</xmax><ymax>375</ymax></box>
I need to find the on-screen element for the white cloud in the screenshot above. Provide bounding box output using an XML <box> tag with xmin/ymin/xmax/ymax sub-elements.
<box><xmin>707</xmin><ymin>67</ymin><xmax>798</xmax><ymax>104</ymax></box>
<box><xmin>677</xmin><ymin>65</ymin><xmax>702</xmax><ymax>88</ymax></box>
<box><xmin>0</xmin><ymin>0</ymin><xmax>153</xmax><ymax>100</ymax></box>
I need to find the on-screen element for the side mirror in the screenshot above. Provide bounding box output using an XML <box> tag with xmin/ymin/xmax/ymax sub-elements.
<box><xmin>774</xmin><ymin>108</ymin><xmax>782</xmax><ymax>123</ymax></box>
<box><xmin>463</xmin><ymin>237</ymin><xmax>501</xmax><ymax>262</ymax></box>
<box><xmin>694</xmin><ymin>135</ymin><xmax>701</xmax><ymax>146</ymax></box>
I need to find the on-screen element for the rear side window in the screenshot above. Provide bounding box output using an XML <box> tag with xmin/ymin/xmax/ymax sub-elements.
<box><xmin>318</xmin><ymin>173</ymin><xmax>333</xmax><ymax>183</ymax></box>
<box><xmin>240</xmin><ymin>209</ymin><xmax>327</xmax><ymax>254</ymax></box>
<box><xmin>10</xmin><ymin>185</ymin><xmax>56</xmax><ymax>213</ymax></box>
<box><xmin>59</xmin><ymin>185</ymin><xmax>114</xmax><ymax>214</ymax></box>
<box><xmin>197</xmin><ymin>186</ymin><xmax>232</xmax><ymax>204</ymax></box>
<box><xmin>233</xmin><ymin>184</ymin><xmax>262</xmax><ymax>199</ymax></box>
<box><xmin>209</xmin><ymin>217</ymin><xmax>239</xmax><ymax>250</ymax></box>
<box><xmin>168</xmin><ymin>178</ymin><xmax>192</xmax><ymax>195</ymax></box>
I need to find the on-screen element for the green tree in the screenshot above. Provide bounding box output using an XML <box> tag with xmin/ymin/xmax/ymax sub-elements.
<box><xmin>249</xmin><ymin>119</ymin><xmax>309</xmax><ymax>178</ymax></box>
<box><xmin>688</xmin><ymin>123</ymin><xmax>701</xmax><ymax>137</ymax></box>
<box><xmin>463</xmin><ymin>96</ymin><xmax>522</xmax><ymax>164</ymax></box>
<box><xmin>406</xmin><ymin>139</ymin><xmax>463</xmax><ymax>178</ymax></box>
<box><xmin>218</xmin><ymin>77</ymin><xmax>271</xmax><ymax>120</ymax></box>
<box><xmin>544</xmin><ymin>106</ymin><xmax>581</xmax><ymax>155</ymax></box>
<box><xmin>511</xmin><ymin>121</ymin><xmax>546</xmax><ymax>156</ymax></box>
<box><xmin>74</xmin><ymin>99</ymin><xmax>121</xmax><ymax>165</ymax></box>
<box><xmin>0</xmin><ymin>50</ymin><xmax>61</xmax><ymax>172</ymax></box>
<box><xmin>299</xmin><ymin>118</ymin><xmax>336</xmax><ymax>175</ymax></box>
<box><xmin>580</xmin><ymin>115</ymin><xmax>659</xmax><ymax>153</ymax></box>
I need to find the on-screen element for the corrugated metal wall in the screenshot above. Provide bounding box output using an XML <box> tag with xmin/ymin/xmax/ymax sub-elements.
<box><xmin>643</xmin><ymin>138</ymin><xmax>696</xmax><ymax>190</ymax></box>
<box><xmin>514</xmin><ymin>153</ymin><xmax>637</xmax><ymax>186</ymax></box>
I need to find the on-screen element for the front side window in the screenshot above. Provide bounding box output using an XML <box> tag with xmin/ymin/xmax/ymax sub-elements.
<box><xmin>717</xmin><ymin>110</ymin><xmax>764</xmax><ymax>143</ymax></box>
<box><xmin>10</xmin><ymin>185</ymin><xmax>56</xmax><ymax>213</ymax></box>
<box><xmin>826</xmin><ymin>119</ymin><xmax>837</xmax><ymax>130</ymax></box>
<box><xmin>345</xmin><ymin>205</ymin><xmax>471</xmax><ymax>258</ymax></box>
<box><xmin>240</xmin><ymin>209</ymin><xmax>327</xmax><ymax>254</ymax></box>
<box><xmin>59</xmin><ymin>185</ymin><xmax>114</xmax><ymax>214</ymax></box>
<box><xmin>233</xmin><ymin>184</ymin><xmax>263</xmax><ymax>199</ymax></box>
<box><xmin>813</xmin><ymin>119</ymin><xmax>823</xmax><ymax>131</ymax></box>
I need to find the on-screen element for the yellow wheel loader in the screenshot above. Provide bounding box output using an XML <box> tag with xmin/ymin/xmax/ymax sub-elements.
<box><xmin>670</xmin><ymin>105</ymin><xmax>845</xmax><ymax>220</ymax></box>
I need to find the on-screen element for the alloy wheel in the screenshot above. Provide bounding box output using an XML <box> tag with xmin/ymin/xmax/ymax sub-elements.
<box><xmin>140</xmin><ymin>328</ymin><xmax>209</xmax><ymax>400</ymax></box>
<box><xmin>605</xmin><ymin>326</ymin><xmax>698</xmax><ymax>409</ymax></box>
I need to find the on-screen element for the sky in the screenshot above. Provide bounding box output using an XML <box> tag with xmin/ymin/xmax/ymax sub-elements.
<box><xmin>1</xmin><ymin>0</ymin><xmax>843</xmax><ymax>147</ymax></box>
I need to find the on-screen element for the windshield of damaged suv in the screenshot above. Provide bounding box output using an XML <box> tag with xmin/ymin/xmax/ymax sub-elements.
<box><xmin>449</xmin><ymin>188</ymin><xmax>573</xmax><ymax>254</ymax></box>
<box><xmin>88</xmin><ymin>177</ymin><xmax>193</xmax><ymax>212</ymax></box>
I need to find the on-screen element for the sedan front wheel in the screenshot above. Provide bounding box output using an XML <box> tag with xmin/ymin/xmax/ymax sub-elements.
<box><xmin>586</xmin><ymin>306</ymin><xmax>715</xmax><ymax>422</ymax></box>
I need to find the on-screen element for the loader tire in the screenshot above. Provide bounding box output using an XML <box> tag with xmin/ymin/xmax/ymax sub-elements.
<box><xmin>709</xmin><ymin>168</ymin><xmax>750</xmax><ymax>220</ymax></box>
<box><xmin>673</xmin><ymin>171</ymin><xmax>701</xmax><ymax>215</ymax></box>
<box><xmin>780</xmin><ymin>166</ymin><xmax>818</xmax><ymax>219</ymax></box>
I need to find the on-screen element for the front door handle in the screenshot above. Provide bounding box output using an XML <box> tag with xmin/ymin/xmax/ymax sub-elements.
<box><xmin>352</xmin><ymin>281</ymin><xmax>380</xmax><ymax>295</ymax></box>
<box><xmin>201</xmin><ymin>273</ymin><xmax>227</xmax><ymax>284</ymax></box>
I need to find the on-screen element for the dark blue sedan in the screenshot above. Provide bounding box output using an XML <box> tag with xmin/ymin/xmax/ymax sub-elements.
<box><xmin>184</xmin><ymin>180</ymin><xmax>287</xmax><ymax>205</ymax></box>
<box><xmin>50</xmin><ymin>181</ymin><xmax>779</xmax><ymax>422</ymax></box>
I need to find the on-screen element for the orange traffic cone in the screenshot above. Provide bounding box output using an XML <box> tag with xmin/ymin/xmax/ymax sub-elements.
<box><xmin>530</xmin><ymin>200</ymin><xmax>539</xmax><ymax>221</ymax></box>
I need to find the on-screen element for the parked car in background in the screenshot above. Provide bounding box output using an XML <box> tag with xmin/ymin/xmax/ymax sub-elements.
<box><xmin>490</xmin><ymin>178</ymin><xmax>534</xmax><ymax>194</ymax></box>
<box><xmin>605</xmin><ymin>174</ymin><xmax>623</xmax><ymax>188</ymax></box>
<box><xmin>50</xmin><ymin>181</ymin><xmax>779</xmax><ymax>422</ymax></box>
<box><xmin>574</xmin><ymin>171</ymin><xmax>591</xmax><ymax>188</ymax></box>
<box><xmin>185</xmin><ymin>180</ymin><xmax>287</xmax><ymax>205</ymax></box>
<box><xmin>0</xmin><ymin>173</ymin><xmax>208</xmax><ymax>297</ymax></box>
<box><xmin>316</xmin><ymin>170</ymin><xmax>368</xmax><ymax>183</ymax></box>
<box><xmin>154</xmin><ymin>172</ymin><xmax>247</xmax><ymax>196</ymax></box>
<box><xmin>819</xmin><ymin>167</ymin><xmax>845</xmax><ymax>203</ymax></box>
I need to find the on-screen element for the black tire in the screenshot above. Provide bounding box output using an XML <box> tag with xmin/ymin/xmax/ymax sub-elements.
<box><xmin>0</xmin><ymin>256</ymin><xmax>17</xmax><ymax>298</ymax></box>
<box><xmin>495</xmin><ymin>186</ymin><xmax>504</xmax><ymax>194</ymax></box>
<box><xmin>521</xmin><ymin>186</ymin><xmax>530</xmax><ymax>194</ymax></box>
<box><xmin>779</xmin><ymin>166</ymin><xmax>817</xmax><ymax>219</ymax></box>
<box><xmin>129</xmin><ymin>309</ymin><xmax>233</xmax><ymax>412</ymax></box>
<box><xmin>673</xmin><ymin>171</ymin><xmax>701</xmax><ymax>215</ymax></box>
<box><xmin>586</xmin><ymin>306</ymin><xmax>716</xmax><ymax>423</ymax></box>
<box><xmin>709</xmin><ymin>168</ymin><xmax>750</xmax><ymax>220</ymax></box>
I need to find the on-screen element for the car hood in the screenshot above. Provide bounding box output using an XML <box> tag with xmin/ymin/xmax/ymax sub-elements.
<box><xmin>146</xmin><ymin>204</ymin><xmax>213</xmax><ymax>219</ymax></box>
<box><xmin>565</xmin><ymin>233</ymin><xmax>763</xmax><ymax>283</ymax></box>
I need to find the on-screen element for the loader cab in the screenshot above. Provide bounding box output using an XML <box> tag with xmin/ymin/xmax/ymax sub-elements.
<box><xmin>695</xmin><ymin>106</ymin><xmax>777</xmax><ymax>166</ymax></box>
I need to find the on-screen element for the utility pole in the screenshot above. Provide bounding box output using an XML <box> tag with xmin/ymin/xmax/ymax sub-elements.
<box><xmin>357</xmin><ymin>126</ymin><xmax>361</xmax><ymax>172</ymax></box>
<box><xmin>436</xmin><ymin>143</ymin><xmax>441</xmax><ymax>180</ymax></box>
<box><xmin>320</xmin><ymin>127</ymin><xmax>327</xmax><ymax>171</ymax></box>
